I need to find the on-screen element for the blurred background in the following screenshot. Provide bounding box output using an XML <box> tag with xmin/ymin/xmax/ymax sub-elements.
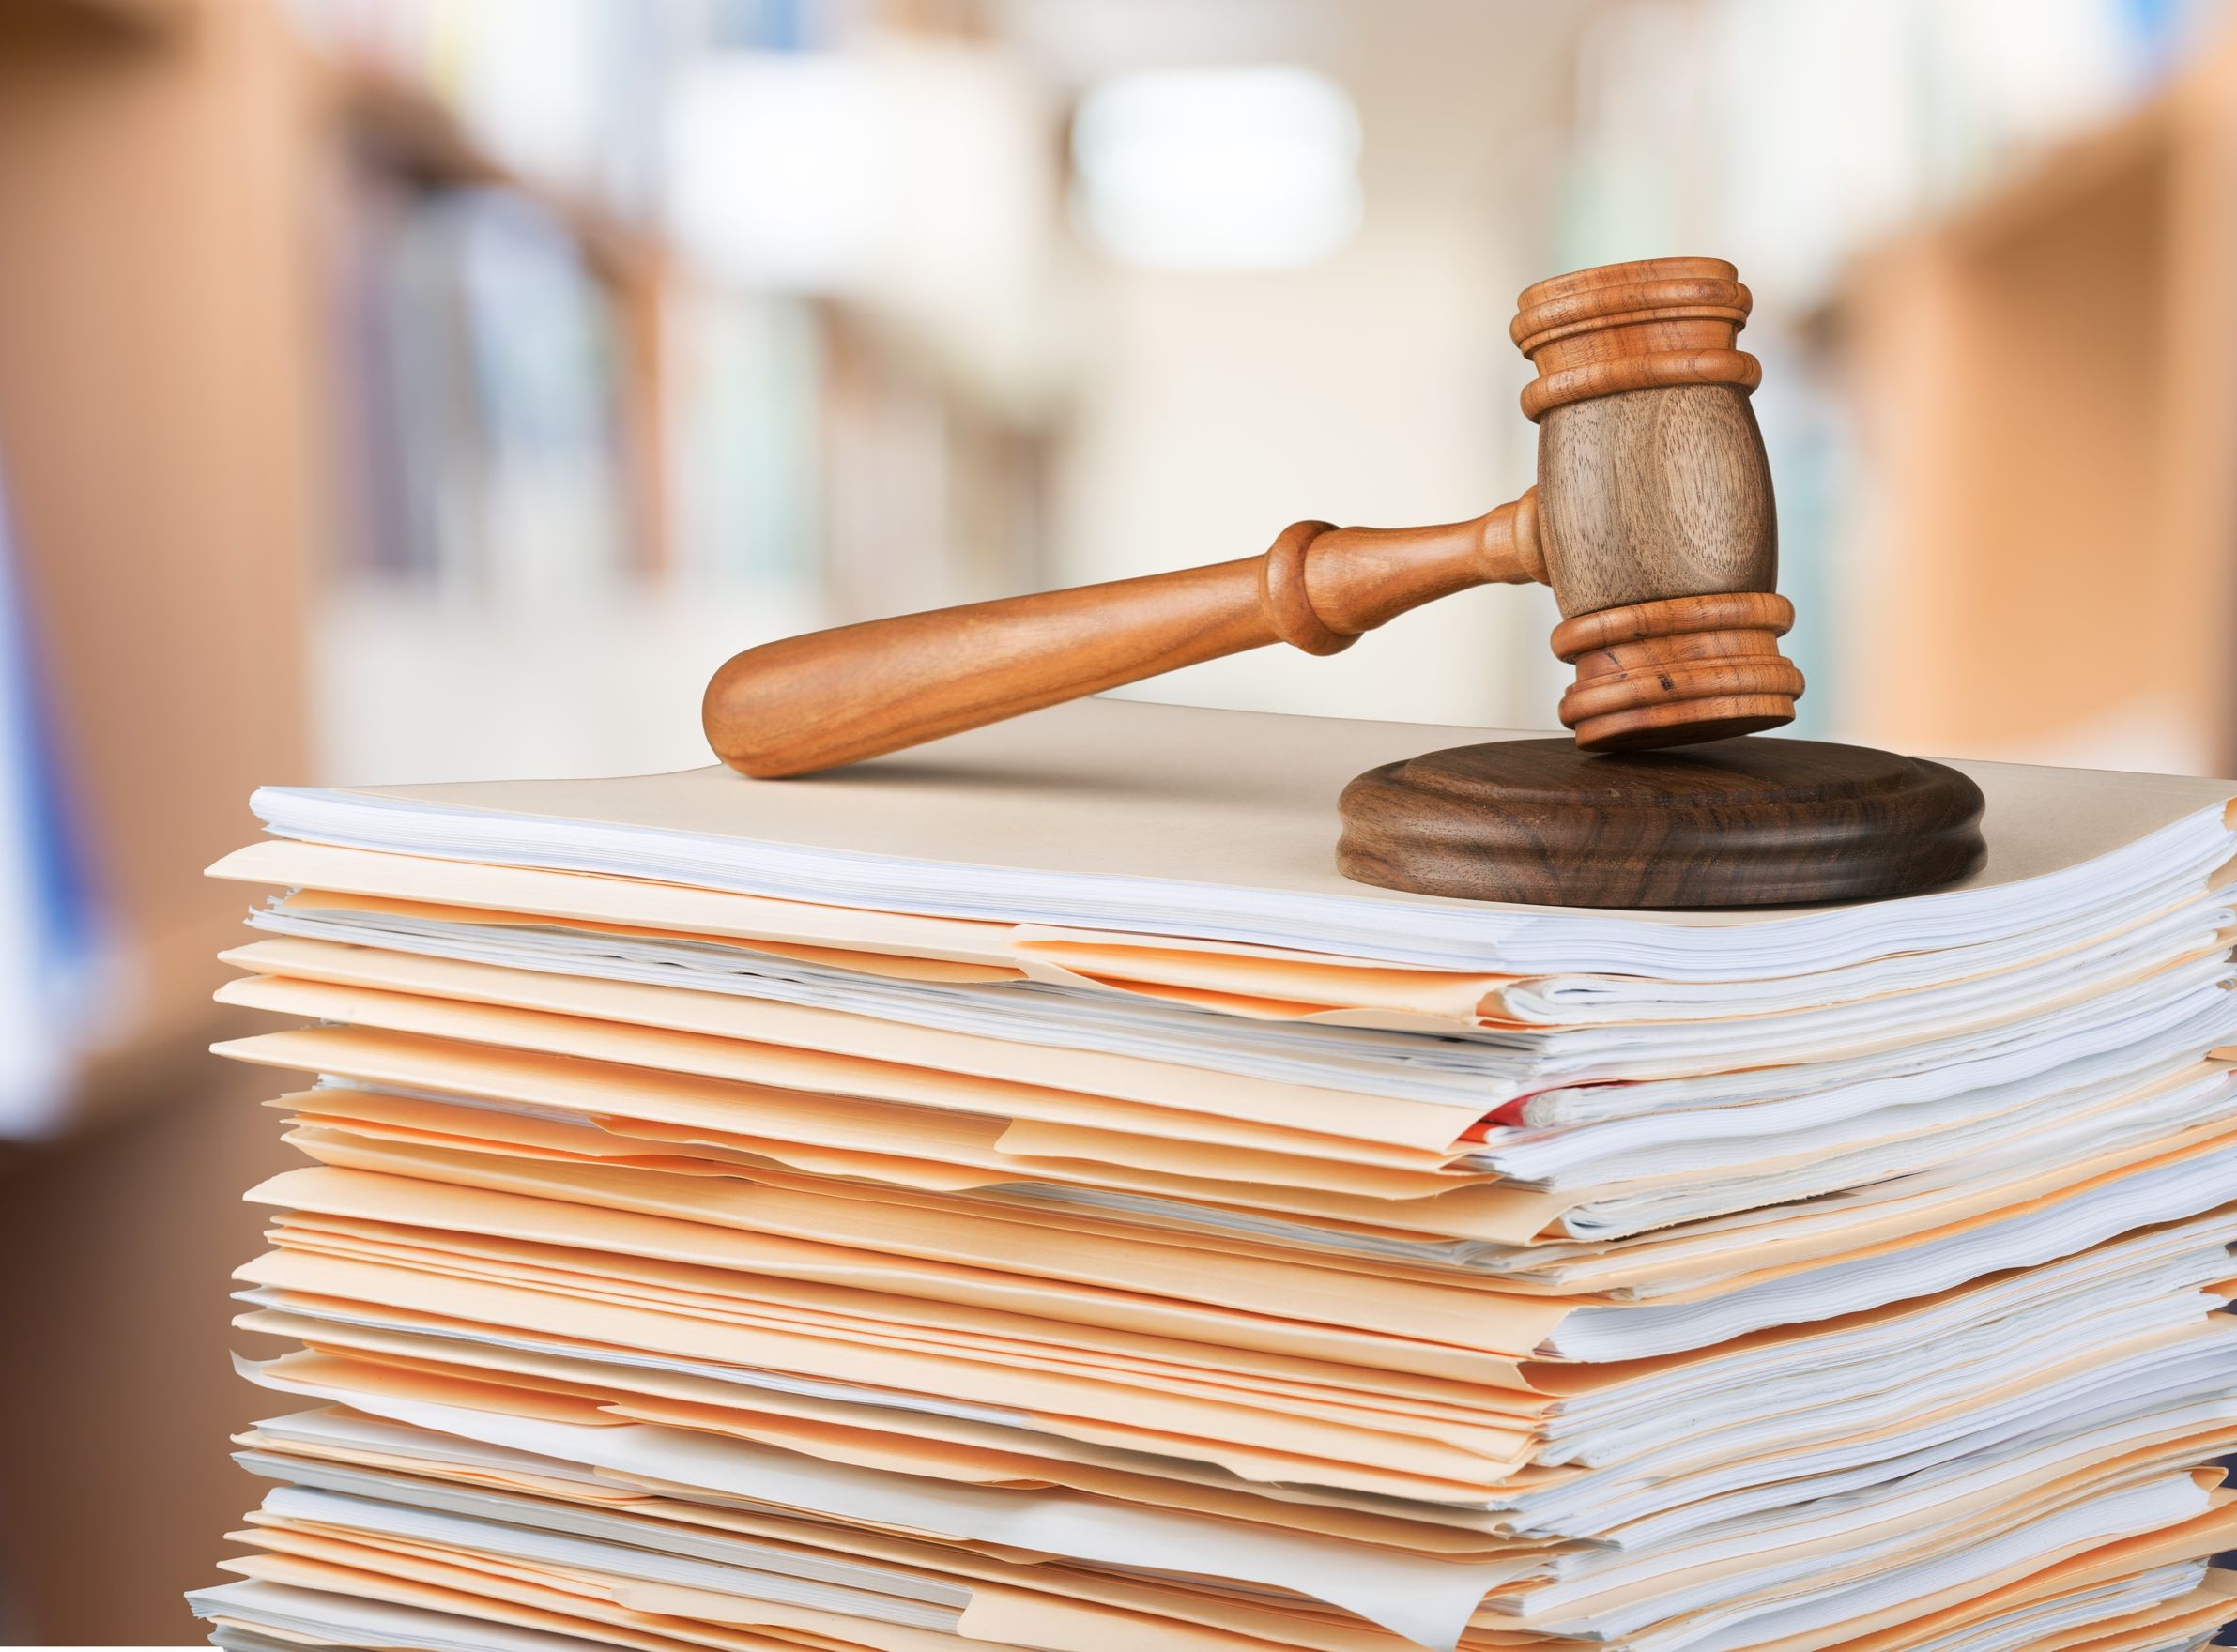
<box><xmin>0</xmin><ymin>0</ymin><xmax>2233</xmax><ymax>1639</ymax></box>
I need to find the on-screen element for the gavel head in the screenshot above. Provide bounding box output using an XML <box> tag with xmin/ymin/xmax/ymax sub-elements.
<box><xmin>1511</xmin><ymin>257</ymin><xmax>1802</xmax><ymax>751</ymax></box>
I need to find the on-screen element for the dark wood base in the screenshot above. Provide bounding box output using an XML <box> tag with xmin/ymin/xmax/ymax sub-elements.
<box><xmin>1337</xmin><ymin>736</ymin><xmax>1985</xmax><ymax>909</ymax></box>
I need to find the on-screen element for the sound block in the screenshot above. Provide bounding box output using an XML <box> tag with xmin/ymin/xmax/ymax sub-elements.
<box><xmin>1337</xmin><ymin>736</ymin><xmax>1985</xmax><ymax>908</ymax></box>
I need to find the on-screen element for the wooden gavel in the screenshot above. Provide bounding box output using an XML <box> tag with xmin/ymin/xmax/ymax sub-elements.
<box><xmin>704</xmin><ymin>257</ymin><xmax>1801</xmax><ymax>778</ymax></box>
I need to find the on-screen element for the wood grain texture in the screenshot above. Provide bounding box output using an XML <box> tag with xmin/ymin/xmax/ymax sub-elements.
<box><xmin>1552</xmin><ymin>591</ymin><xmax>1801</xmax><ymax>748</ymax></box>
<box><xmin>1511</xmin><ymin>257</ymin><xmax>1760</xmax><ymax>421</ymax></box>
<box><xmin>1338</xmin><ymin>737</ymin><xmax>1985</xmax><ymax>908</ymax></box>
<box><xmin>704</xmin><ymin>253</ymin><xmax>1800</xmax><ymax>777</ymax></box>
<box><xmin>1537</xmin><ymin>384</ymin><xmax>1778</xmax><ymax>616</ymax></box>
<box><xmin>703</xmin><ymin>495</ymin><xmax>1542</xmax><ymax>777</ymax></box>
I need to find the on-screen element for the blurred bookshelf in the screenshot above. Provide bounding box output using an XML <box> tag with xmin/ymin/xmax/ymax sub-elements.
<box><xmin>296</xmin><ymin>0</ymin><xmax>1060</xmax><ymax>783</ymax></box>
<box><xmin>0</xmin><ymin>0</ymin><xmax>320</xmax><ymax>1132</ymax></box>
<box><xmin>4</xmin><ymin>0</ymin><xmax>2227</xmax><ymax>1128</ymax></box>
<box><xmin>0</xmin><ymin>2</ymin><xmax>319</xmax><ymax>1633</ymax></box>
<box><xmin>1554</xmin><ymin>0</ymin><xmax>2235</xmax><ymax>774</ymax></box>
<box><xmin>1810</xmin><ymin>36</ymin><xmax>2237</xmax><ymax>774</ymax></box>
<box><xmin>0</xmin><ymin>0</ymin><xmax>1065</xmax><ymax>1122</ymax></box>
<box><xmin>17</xmin><ymin>0</ymin><xmax>187</xmax><ymax>42</ymax></box>
<box><xmin>0</xmin><ymin>2</ymin><xmax>1055</xmax><ymax>1629</ymax></box>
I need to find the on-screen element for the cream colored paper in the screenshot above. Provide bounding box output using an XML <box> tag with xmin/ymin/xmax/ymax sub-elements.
<box><xmin>262</xmin><ymin>1205</ymin><xmax>1529</xmax><ymax>1417</ymax></box>
<box><xmin>213</xmin><ymin>1023</ymin><xmax>1471</xmax><ymax>1179</ymax></box>
<box><xmin>208</xmin><ymin>838</ymin><xmax>1021</xmax><ymax>967</ymax></box>
<box><xmin>245</xmin><ymin>1164</ymin><xmax>1548</xmax><ymax>1386</ymax></box>
<box><xmin>212</xmin><ymin>976</ymin><xmax>1480</xmax><ymax>1158</ymax></box>
<box><xmin>235</xmin><ymin>1360</ymin><xmax>1539</xmax><ymax>1649</ymax></box>
<box><xmin>236</xmin><ymin>1347</ymin><xmax>1548</xmax><ymax>1547</ymax></box>
<box><xmin>330</xmin><ymin>698</ymin><xmax>2237</xmax><ymax>927</ymax></box>
<box><xmin>273</xmin><ymin>1083</ymin><xmax>1555</xmax><ymax>1240</ymax></box>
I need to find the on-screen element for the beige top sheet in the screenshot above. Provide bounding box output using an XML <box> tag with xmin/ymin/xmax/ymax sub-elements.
<box><xmin>314</xmin><ymin>698</ymin><xmax>2236</xmax><ymax>925</ymax></box>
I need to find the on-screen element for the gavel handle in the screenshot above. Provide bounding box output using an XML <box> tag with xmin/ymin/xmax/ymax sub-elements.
<box><xmin>705</xmin><ymin>490</ymin><xmax>1542</xmax><ymax>777</ymax></box>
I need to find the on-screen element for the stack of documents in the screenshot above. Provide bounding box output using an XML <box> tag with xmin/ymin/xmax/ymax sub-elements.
<box><xmin>190</xmin><ymin>699</ymin><xmax>2237</xmax><ymax>1652</ymax></box>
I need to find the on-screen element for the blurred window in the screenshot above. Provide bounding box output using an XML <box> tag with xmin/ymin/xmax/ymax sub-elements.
<box><xmin>1070</xmin><ymin>67</ymin><xmax>1362</xmax><ymax>271</ymax></box>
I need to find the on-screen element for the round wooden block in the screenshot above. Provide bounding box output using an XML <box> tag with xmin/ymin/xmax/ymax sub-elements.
<box><xmin>1337</xmin><ymin>736</ymin><xmax>1985</xmax><ymax>909</ymax></box>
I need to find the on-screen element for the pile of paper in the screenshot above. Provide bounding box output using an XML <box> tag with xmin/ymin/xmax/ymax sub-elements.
<box><xmin>189</xmin><ymin>700</ymin><xmax>2237</xmax><ymax>1652</ymax></box>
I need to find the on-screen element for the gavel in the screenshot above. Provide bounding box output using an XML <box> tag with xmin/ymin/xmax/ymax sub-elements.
<box><xmin>704</xmin><ymin>257</ymin><xmax>1801</xmax><ymax>779</ymax></box>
